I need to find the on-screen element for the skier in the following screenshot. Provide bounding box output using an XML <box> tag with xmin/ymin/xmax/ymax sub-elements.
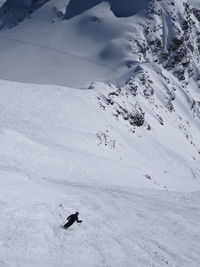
<box><xmin>64</xmin><ymin>212</ymin><xmax>82</xmax><ymax>229</ymax></box>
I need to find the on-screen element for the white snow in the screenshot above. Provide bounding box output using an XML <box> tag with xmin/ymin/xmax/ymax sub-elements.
<box><xmin>1</xmin><ymin>167</ymin><xmax>200</xmax><ymax>267</ymax></box>
<box><xmin>0</xmin><ymin>79</ymin><xmax>200</xmax><ymax>266</ymax></box>
<box><xmin>1</xmin><ymin>0</ymin><xmax>200</xmax><ymax>266</ymax></box>
<box><xmin>188</xmin><ymin>0</ymin><xmax>200</xmax><ymax>8</ymax></box>
<box><xmin>0</xmin><ymin>0</ymin><xmax>148</xmax><ymax>87</ymax></box>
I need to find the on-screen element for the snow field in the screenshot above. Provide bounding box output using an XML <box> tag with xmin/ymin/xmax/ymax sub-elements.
<box><xmin>1</xmin><ymin>169</ymin><xmax>200</xmax><ymax>267</ymax></box>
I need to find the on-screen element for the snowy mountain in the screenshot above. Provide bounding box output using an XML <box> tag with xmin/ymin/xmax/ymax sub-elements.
<box><xmin>1</xmin><ymin>0</ymin><xmax>200</xmax><ymax>266</ymax></box>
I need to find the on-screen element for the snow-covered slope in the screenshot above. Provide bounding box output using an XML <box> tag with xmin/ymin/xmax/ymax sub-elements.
<box><xmin>1</xmin><ymin>0</ymin><xmax>200</xmax><ymax>266</ymax></box>
<box><xmin>0</xmin><ymin>0</ymin><xmax>125</xmax><ymax>87</ymax></box>
<box><xmin>1</xmin><ymin>81</ymin><xmax>200</xmax><ymax>266</ymax></box>
<box><xmin>1</xmin><ymin>167</ymin><xmax>200</xmax><ymax>267</ymax></box>
<box><xmin>1</xmin><ymin>79</ymin><xmax>200</xmax><ymax>192</ymax></box>
<box><xmin>0</xmin><ymin>0</ymin><xmax>199</xmax><ymax>88</ymax></box>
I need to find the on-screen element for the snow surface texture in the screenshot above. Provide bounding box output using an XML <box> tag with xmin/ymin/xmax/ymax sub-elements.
<box><xmin>1</xmin><ymin>0</ymin><xmax>200</xmax><ymax>266</ymax></box>
<box><xmin>1</xmin><ymin>83</ymin><xmax>200</xmax><ymax>267</ymax></box>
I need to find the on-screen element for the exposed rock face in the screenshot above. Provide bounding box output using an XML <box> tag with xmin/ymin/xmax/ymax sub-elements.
<box><xmin>130</xmin><ymin>0</ymin><xmax>200</xmax><ymax>84</ymax></box>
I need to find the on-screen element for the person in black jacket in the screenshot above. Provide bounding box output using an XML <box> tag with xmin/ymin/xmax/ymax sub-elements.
<box><xmin>64</xmin><ymin>212</ymin><xmax>82</xmax><ymax>229</ymax></box>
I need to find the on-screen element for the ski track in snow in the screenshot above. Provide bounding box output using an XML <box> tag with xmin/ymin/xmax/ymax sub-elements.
<box><xmin>1</xmin><ymin>170</ymin><xmax>200</xmax><ymax>267</ymax></box>
<box><xmin>0</xmin><ymin>80</ymin><xmax>200</xmax><ymax>266</ymax></box>
<box><xmin>0</xmin><ymin>35</ymin><xmax>120</xmax><ymax>88</ymax></box>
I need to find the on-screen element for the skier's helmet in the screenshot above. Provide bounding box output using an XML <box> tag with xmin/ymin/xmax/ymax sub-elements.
<box><xmin>76</xmin><ymin>212</ymin><xmax>79</xmax><ymax>215</ymax></box>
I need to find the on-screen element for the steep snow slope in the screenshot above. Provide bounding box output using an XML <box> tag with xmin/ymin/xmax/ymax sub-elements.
<box><xmin>1</xmin><ymin>79</ymin><xmax>200</xmax><ymax>192</ymax></box>
<box><xmin>1</xmin><ymin>0</ymin><xmax>200</xmax><ymax>266</ymax></box>
<box><xmin>1</xmin><ymin>81</ymin><xmax>200</xmax><ymax>266</ymax></box>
